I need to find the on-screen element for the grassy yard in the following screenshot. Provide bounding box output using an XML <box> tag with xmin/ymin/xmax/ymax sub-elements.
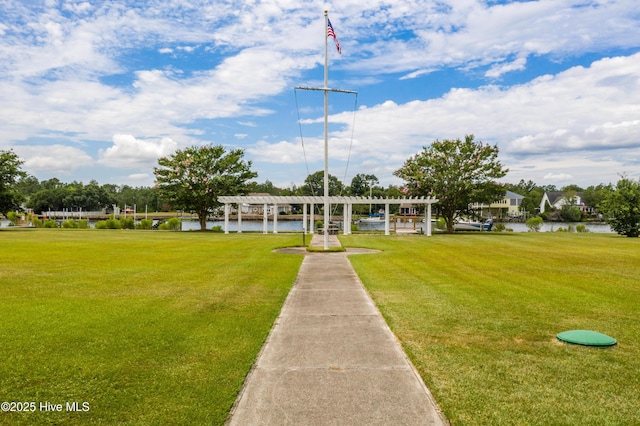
<box><xmin>340</xmin><ymin>232</ymin><xmax>640</xmax><ymax>425</ymax></box>
<box><xmin>0</xmin><ymin>229</ymin><xmax>303</xmax><ymax>425</ymax></box>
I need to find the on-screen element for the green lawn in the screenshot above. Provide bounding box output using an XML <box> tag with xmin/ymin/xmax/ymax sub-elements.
<box><xmin>340</xmin><ymin>232</ymin><xmax>640</xmax><ymax>425</ymax></box>
<box><xmin>0</xmin><ymin>229</ymin><xmax>303</xmax><ymax>425</ymax></box>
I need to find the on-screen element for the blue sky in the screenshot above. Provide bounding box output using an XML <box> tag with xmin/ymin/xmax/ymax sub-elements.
<box><xmin>2</xmin><ymin>0</ymin><xmax>640</xmax><ymax>189</ymax></box>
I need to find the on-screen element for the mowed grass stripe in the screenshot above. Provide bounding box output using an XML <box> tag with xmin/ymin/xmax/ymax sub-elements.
<box><xmin>0</xmin><ymin>230</ymin><xmax>303</xmax><ymax>425</ymax></box>
<box><xmin>341</xmin><ymin>233</ymin><xmax>640</xmax><ymax>425</ymax></box>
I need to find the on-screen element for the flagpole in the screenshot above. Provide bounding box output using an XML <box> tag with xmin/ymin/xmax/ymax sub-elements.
<box><xmin>295</xmin><ymin>12</ymin><xmax>354</xmax><ymax>250</ymax></box>
<box><xmin>323</xmin><ymin>9</ymin><xmax>330</xmax><ymax>250</ymax></box>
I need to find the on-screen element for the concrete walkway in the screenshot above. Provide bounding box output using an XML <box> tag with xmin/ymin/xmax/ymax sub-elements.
<box><xmin>226</xmin><ymin>235</ymin><xmax>447</xmax><ymax>425</ymax></box>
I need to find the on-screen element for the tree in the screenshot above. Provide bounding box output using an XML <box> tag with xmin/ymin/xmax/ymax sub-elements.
<box><xmin>154</xmin><ymin>145</ymin><xmax>257</xmax><ymax>230</ymax></box>
<box><xmin>505</xmin><ymin>179</ymin><xmax>544</xmax><ymax>216</ymax></box>
<box><xmin>561</xmin><ymin>184</ymin><xmax>584</xmax><ymax>192</ymax></box>
<box><xmin>600</xmin><ymin>176</ymin><xmax>640</xmax><ymax>237</ymax></box>
<box><xmin>349</xmin><ymin>174</ymin><xmax>380</xmax><ymax>214</ymax></box>
<box><xmin>525</xmin><ymin>216</ymin><xmax>544</xmax><ymax>232</ymax></box>
<box><xmin>559</xmin><ymin>191</ymin><xmax>583</xmax><ymax>222</ymax></box>
<box><xmin>299</xmin><ymin>171</ymin><xmax>343</xmax><ymax>197</ymax></box>
<box><xmin>349</xmin><ymin>174</ymin><xmax>378</xmax><ymax>196</ymax></box>
<box><xmin>27</xmin><ymin>180</ymin><xmax>115</xmax><ymax>213</ymax></box>
<box><xmin>583</xmin><ymin>183</ymin><xmax>614</xmax><ymax>214</ymax></box>
<box><xmin>0</xmin><ymin>150</ymin><xmax>27</xmax><ymax>216</ymax></box>
<box><xmin>394</xmin><ymin>135</ymin><xmax>508</xmax><ymax>233</ymax></box>
<box><xmin>15</xmin><ymin>174</ymin><xmax>40</xmax><ymax>197</ymax></box>
<box><xmin>249</xmin><ymin>179</ymin><xmax>281</xmax><ymax>195</ymax></box>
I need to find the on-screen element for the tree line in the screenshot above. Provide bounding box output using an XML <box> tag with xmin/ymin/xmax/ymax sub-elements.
<box><xmin>2</xmin><ymin>138</ymin><xmax>639</xmax><ymax>237</ymax></box>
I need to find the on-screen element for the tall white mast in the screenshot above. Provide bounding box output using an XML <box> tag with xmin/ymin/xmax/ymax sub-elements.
<box><xmin>323</xmin><ymin>10</ymin><xmax>330</xmax><ymax>250</ymax></box>
<box><xmin>295</xmin><ymin>12</ymin><xmax>356</xmax><ymax>250</ymax></box>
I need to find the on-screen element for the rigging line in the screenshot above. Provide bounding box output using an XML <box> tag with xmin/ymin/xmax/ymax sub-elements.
<box><xmin>339</xmin><ymin>92</ymin><xmax>359</xmax><ymax>195</ymax></box>
<box><xmin>294</xmin><ymin>88</ymin><xmax>315</xmax><ymax>197</ymax></box>
<box><xmin>332</xmin><ymin>92</ymin><xmax>359</xmax><ymax>217</ymax></box>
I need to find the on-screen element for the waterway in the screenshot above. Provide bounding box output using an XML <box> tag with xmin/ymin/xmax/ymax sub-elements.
<box><xmin>1</xmin><ymin>219</ymin><xmax>614</xmax><ymax>233</ymax></box>
<box><xmin>182</xmin><ymin>220</ymin><xmax>614</xmax><ymax>233</ymax></box>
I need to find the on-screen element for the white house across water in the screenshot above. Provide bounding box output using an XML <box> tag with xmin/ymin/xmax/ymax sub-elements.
<box><xmin>218</xmin><ymin>195</ymin><xmax>439</xmax><ymax>236</ymax></box>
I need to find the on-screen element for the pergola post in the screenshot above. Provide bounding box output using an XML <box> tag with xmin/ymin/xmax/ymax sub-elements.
<box><xmin>426</xmin><ymin>203</ymin><xmax>432</xmax><ymax>236</ymax></box>
<box><xmin>343</xmin><ymin>203</ymin><xmax>348</xmax><ymax>235</ymax></box>
<box><xmin>237</xmin><ymin>204</ymin><xmax>242</xmax><ymax>233</ymax></box>
<box><xmin>310</xmin><ymin>203</ymin><xmax>315</xmax><ymax>233</ymax></box>
<box><xmin>345</xmin><ymin>203</ymin><xmax>351</xmax><ymax>235</ymax></box>
<box><xmin>302</xmin><ymin>203</ymin><xmax>308</xmax><ymax>234</ymax></box>
<box><xmin>263</xmin><ymin>203</ymin><xmax>268</xmax><ymax>234</ymax></box>
<box><xmin>273</xmin><ymin>204</ymin><xmax>278</xmax><ymax>234</ymax></box>
<box><xmin>224</xmin><ymin>203</ymin><xmax>230</xmax><ymax>234</ymax></box>
<box><xmin>384</xmin><ymin>203</ymin><xmax>390</xmax><ymax>235</ymax></box>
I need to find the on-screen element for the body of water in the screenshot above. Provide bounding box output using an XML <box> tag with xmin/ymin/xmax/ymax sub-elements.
<box><xmin>1</xmin><ymin>219</ymin><xmax>614</xmax><ymax>233</ymax></box>
<box><xmin>186</xmin><ymin>220</ymin><xmax>614</xmax><ymax>233</ymax></box>
<box><xmin>181</xmin><ymin>219</ymin><xmax>307</xmax><ymax>232</ymax></box>
<box><xmin>501</xmin><ymin>222</ymin><xmax>613</xmax><ymax>233</ymax></box>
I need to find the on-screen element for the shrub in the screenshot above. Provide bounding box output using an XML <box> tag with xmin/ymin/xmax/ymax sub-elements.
<box><xmin>493</xmin><ymin>223</ymin><xmax>506</xmax><ymax>232</ymax></box>
<box><xmin>31</xmin><ymin>217</ymin><xmax>43</xmax><ymax>228</ymax></box>
<box><xmin>96</xmin><ymin>218</ymin><xmax>121</xmax><ymax>229</ymax></box>
<box><xmin>77</xmin><ymin>219</ymin><xmax>89</xmax><ymax>229</ymax></box>
<box><xmin>137</xmin><ymin>219</ymin><xmax>154</xmax><ymax>230</ymax></box>
<box><xmin>576</xmin><ymin>224</ymin><xmax>589</xmax><ymax>233</ymax></box>
<box><xmin>560</xmin><ymin>206</ymin><xmax>583</xmax><ymax>222</ymax></box>
<box><xmin>158</xmin><ymin>218</ymin><xmax>181</xmax><ymax>231</ymax></box>
<box><xmin>120</xmin><ymin>217</ymin><xmax>135</xmax><ymax>229</ymax></box>
<box><xmin>211</xmin><ymin>225</ymin><xmax>223</xmax><ymax>232</ymax></box>
<box><xmin>525</xmin><ymin>216</ymin><xmax>543</xmax><ymax>232</ymax></box>
<box><xmin>43</xmin><ymin>219</ymin><xmax>58</xmax><ymax>228</ymax></box>
<box><xmin>167</xmin><ymin>218</ymin><xmax>181</xmax><ymax>231</ymax></box>
<box><xmin>61</xmin><ymin>219</ymin><xmax>78</xmax><ymax>228</ymax></box>
<box><xmin>7</xmin><ymin>211</ymin><xmax>19</xmax><ymax>225</ymax></box>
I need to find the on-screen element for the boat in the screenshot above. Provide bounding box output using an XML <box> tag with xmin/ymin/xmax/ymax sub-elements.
<box><xmin>453</xmin><ymin>218</ymin><xmax>493</xmax><ymax>231</ymax></box>
<box><xmin>359</xmin><ymin>214</ymin><xmax>384</xmax><ymax>223</ymax></box>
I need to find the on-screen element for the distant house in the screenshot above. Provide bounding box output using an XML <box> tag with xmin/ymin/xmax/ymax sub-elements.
<box><xmin>472</xmin><ymin>191</ymin><xmax>525</xmax><ymax>218</ymax></box>
<box><xmin>399</xmin><ymin>203</ymin><xmax>418</xmax><ymax>216</ymax></box>
<box><xmin>539</xmin><ymin>191</ymin><xmax>589</xmax><ymax>214</ymax></box>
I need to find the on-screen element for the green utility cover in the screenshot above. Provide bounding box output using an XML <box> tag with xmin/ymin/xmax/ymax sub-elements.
<box><xmin>557</xmin><ymin>330</ymin><xmax>617</xmax><ymax>347</ymax></box>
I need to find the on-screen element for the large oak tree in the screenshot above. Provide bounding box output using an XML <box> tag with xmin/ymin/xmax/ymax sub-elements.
<box><xmin>0</xmin><ymin>150</ymin><xmax>26</xmax><ymax>216</ymax></box>
<box><xmin>394</xmin><ymin>135</ymin><xmax>508</xmax><ymax>233</ymax></box>
<box><xmin>154</xmin><ymin>145</ymin><xmax>257</xmax><ymax>230</ymax></box>
<box><xmin>600</xmin><ymin>176</ymin><xmax>640</xmax><ymax>237</ymax></box>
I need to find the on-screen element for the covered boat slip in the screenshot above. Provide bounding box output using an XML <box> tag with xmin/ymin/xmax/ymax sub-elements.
<box><xmin>217</xmin><ymin>195</ymin><xmax>439</xmax><ymax>236</ymax></box>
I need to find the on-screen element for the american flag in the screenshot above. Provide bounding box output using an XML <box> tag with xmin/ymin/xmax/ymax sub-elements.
<box><xmin>327</xmin><ymin>19</ymin><xmax>342</xmax><ymax>54</ymax></box>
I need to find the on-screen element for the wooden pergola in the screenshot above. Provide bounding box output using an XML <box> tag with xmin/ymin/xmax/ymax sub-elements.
<box><xmin>217</xmin><ymin>195</ymin><xmax>439</xmax><ymax>236</ymax></box>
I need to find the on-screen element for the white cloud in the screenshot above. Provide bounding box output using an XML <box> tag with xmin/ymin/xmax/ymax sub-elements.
<box><xmin>485</xmin><ymin>56</ymin><xmax>527</xmax><ymax>78</ymax></box>
<box><xmin>252</xmin><ymin>52</ymin><xmax>640</xmax><ymax>187</ymax></box>
<box><xmin>248</xmin><ymin>140</ymin><xmax>305</xmax><ymax>164</ymax></box>
<box><xmin>1</xmin><ymin>0</ymin><xmax>640</xmax><ymax>188</ymax></box>
<box><xmin>351</xmin><ymin>0</ymin><xmax>640</xmax><ymax>76</ymax></box>
<box><xmin>544</xmin><ymin>172</ymin><xmax>574</xmax><ymax>182</ymax></box>
<box><xmin>177</xmin><ymin>45</ymin><xmax>196</xmax><ymax>53</ymax></box>
<box><xmin>14</xmin><ymin>144</ymin><xmax>93</xmax><ymax>174</ymax></box>
<box><xmin>98</xmin><ymin>134</ymin><xmax>178</xmax><ymax>169</ymax></box>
